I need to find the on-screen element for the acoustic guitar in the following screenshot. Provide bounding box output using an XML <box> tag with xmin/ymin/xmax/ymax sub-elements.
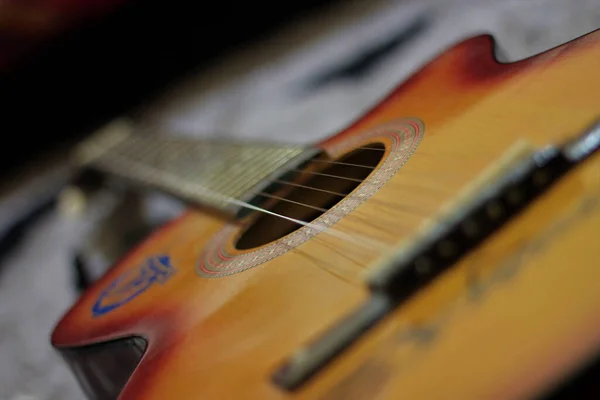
<box><xmin>52</xmin><ymin>28</ymin><xmax>600</xmax><ymax>399</ymax></box>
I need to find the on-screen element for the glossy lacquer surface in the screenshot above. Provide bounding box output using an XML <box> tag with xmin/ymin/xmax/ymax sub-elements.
<box><xmin>52</xmin><ymin>30</ymin><xmax>600</xmax><ymax>399</ymax></box>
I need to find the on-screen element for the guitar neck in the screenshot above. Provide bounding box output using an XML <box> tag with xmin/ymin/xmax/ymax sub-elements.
<box><xmin>74</xmin><ymin>119</ymin><xmax>317</xmax><ymax>217</ymax></box>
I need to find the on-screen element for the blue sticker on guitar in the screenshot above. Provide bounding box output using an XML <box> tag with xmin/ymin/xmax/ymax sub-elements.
<box><xmin>92</xmin><ymin>255</ymin><xmax>176</xmax><ymax>317</ymax></box>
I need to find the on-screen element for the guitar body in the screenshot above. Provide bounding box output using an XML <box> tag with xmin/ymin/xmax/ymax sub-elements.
<box><xmin>52</xmin><ymin>30</ymin><xmax>600</xmax><ymax>399</ymax></box>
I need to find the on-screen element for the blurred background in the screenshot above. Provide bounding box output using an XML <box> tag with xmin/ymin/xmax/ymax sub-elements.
<box><xmin>0</xmin><ymin>0</ymin><xmax>599</xmax><ymax>398</ymax></box>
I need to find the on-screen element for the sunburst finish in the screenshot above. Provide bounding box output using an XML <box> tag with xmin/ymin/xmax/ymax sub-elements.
<box><xmin>52</xmin><ymin>31</ymin><xmax>600</xmax><ymax>399</ymax></box>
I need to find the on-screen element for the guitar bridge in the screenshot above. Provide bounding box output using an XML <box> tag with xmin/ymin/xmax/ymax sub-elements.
<box><xmin>272</xmin><ymin>119</ymin><xmax>600</xmax><ymax>390</ymax></box>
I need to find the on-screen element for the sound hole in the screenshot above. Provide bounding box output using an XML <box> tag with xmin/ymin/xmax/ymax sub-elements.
<box><xmin>235</xmin><ymin>143</ymin><xmax>385</xmax><ymax>250</ymax></box>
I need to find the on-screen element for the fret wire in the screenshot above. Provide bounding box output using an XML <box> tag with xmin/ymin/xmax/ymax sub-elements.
<box><xmin>107</xmin><ymin>139</ymin><xmax>453</xmax><ymax>211</ymax></box>
<box><xmin>217</xmin><ymin>150</ymin><xmax>296</xmax><ymax>197</ymax></box>
<box><xmin>86</xmin><ymin>132</ymin><xmax>439</xmax><ymax>254</ymax></box>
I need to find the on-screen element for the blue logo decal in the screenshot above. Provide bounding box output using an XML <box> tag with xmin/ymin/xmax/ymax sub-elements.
<box><xmin>92</xmin><ymin>255</ymin><xmax>176</xmax><ymax>317</ymax></box>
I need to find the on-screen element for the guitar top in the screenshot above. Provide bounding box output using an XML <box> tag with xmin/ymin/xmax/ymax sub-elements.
<box><xmin>52</xmin><ymin>29</ymin><xmax>600</xmax><ymax>399</ymax></box>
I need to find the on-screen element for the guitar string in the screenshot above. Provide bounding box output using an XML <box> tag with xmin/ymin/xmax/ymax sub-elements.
<box><xmin>249</xmin><ymin>153</ymin><xmax>446</xmax><ymax>238</ymax></box>
<box><xmin>112</xmin><ymin>138</ymin><xmax>456</xmax><ymax>215</ymax></box>
<box><xmin>97</xmin><ymin>154</ymin><xmax>395</xmax><ymax>253</ymax></box>
<box><xmin>256</xmin><ymin>191</ymin><xmax>413</xmax><ymax>235</ymax></box>
<box><xmin>284</xmin><ymin>241</ymin><xmax>362</xmax><ymax>285</ymax></box>
<box><xmin>310</xmin><ymin>159</ymin><xmax>377</xmax><ymax>169</ymax></box>
<box><xmin>358</xmin><ymin>145</ymin><xmax>477</xmax><ymax>159</ymax></box>
<box><xmin>104</xmin><ymin>146</ymin><xmax>460</xmax><ymax>258</ymax></box>
<box><xmin>290</xmin><ymin>169</ymin><xmax>363</xmax><ymax>183</ymax></box>
<box><xmin>230</xmin><ymin>144</ymin><xmax>471</xmax><ymax>253</ymax></box>
<box><xmin>290</xmin><ymin>168</ymin><xmax>459</xmax><ymax>193</ymax></box>
<box><xmin>234</xmin><ymin>152</ymin><xmax>453</xmax><ymax>246</ymax></box>
<box><xmin>94</xmin><ymin>147</ymin><xmax>492</xmax><ymax>285</ymax></box>
<box><xmin>115</xmin><ymin>138</ymin><xmax>453</xmax><ymax>218</ymax></box>
<box><xmin>356</xmin><ymin>146</ymin><xmax>386</xmax><ymax>151</ymax></box>
<box><xmin>96</xmin><ymin>143</ymin><xmax>467</xmax><ymax>280</ymax></box>
<box><xmin>234</xmin><ymin>148</ymin><xmax>450</xmax><ymax>284</ymax></box>
<box><xmin>139</xmin><ymin>142</ymin><xmax>459</xmax><ymax>231</ymax></box>
<box><xmin>310</xmin><ymin>158</ymin><xmax>466</xmax><ymax>182</ymax></box>
<box><xmin>271</xmin><ymin>179</ymin><xmax>432</xmax><ymax>218</ymax></box>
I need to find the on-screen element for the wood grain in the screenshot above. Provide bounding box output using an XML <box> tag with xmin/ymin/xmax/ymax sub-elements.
<box><xmin>52</xmin><ymin>28</ymin><xmax>600</xmax><ymax>399</ymax></box>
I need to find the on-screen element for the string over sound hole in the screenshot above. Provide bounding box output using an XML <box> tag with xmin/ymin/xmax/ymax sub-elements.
<box><xmin>235</xmin><ymin>143</ymin><xmax>386</xmax><ymax>250</ymax></box>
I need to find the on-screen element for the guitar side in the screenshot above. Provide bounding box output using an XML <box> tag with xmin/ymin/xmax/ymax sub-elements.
<box><xmin>52</xmin><ymin>30</ymin><xmax>600</xmax><ymax>399</ymax></box>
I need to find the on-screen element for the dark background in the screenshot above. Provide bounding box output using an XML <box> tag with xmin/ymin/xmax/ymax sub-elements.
<box><xmin>0</xmin><ymin>0</ymin><xmax>339</xmax><ymax>176</ymax></box>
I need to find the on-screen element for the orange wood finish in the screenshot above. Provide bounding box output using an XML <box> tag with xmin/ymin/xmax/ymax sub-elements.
<box><xmin>52</xmin><ymin>30</ymin><xmax>600</xmax><ymax>399</ymax></box>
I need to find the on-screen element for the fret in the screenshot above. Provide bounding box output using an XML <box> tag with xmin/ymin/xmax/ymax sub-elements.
<box><xmin>74</xmin><ymin>119</ymin><xmax>318</xmax><ymax>217</ymax></box>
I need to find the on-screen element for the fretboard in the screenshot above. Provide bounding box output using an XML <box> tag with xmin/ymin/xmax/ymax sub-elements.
<box><xmin>75</xmin><ymin>119</ymin><xmax>316</xmax><ymax>217</ymax></box>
